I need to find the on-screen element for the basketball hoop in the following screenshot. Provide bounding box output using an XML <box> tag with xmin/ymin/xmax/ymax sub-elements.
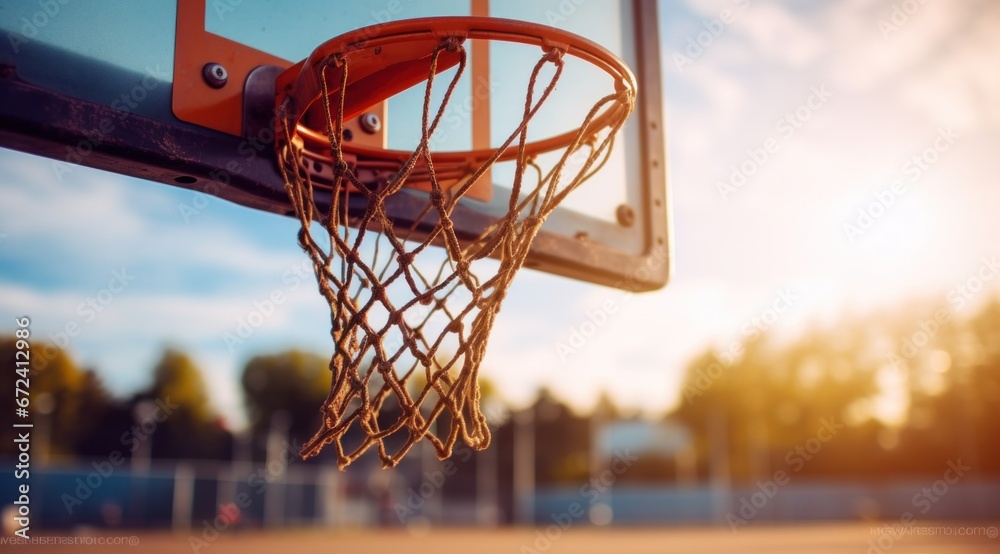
<box><xmin>275</xmin><ymin>17</ymin><xmax>635</xmax><ymax>468</ymax></box>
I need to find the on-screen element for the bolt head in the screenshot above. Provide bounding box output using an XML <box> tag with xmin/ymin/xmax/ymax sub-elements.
<box><xmin>202</xmin><ymin>62</ymin><xmax>228</xmax><ymax>88</ymax></box>
<box><xmin>359</xmin><ymin>112</ymin><xmax>382</xmax><ymax>134</ymax></box>
<box><xmin>616</xmin><ymin>204</ymin><xmax>636</xmax><ymax>227</ymax></box>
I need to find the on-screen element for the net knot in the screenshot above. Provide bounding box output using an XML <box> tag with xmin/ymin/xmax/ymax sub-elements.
<box><xmin>325</xmin><ymin>53</ymin><xmax>347</xmax><ymax>69</ymax></box>
<box><xmin>441</xmin><ymin>36</ymin><xmax>464</xmax><ymax>53</ymax></box>
<box><xmin>542</xmin><ymin>47</ymin><xmax>566</xmax><ymax>64</ymax></box>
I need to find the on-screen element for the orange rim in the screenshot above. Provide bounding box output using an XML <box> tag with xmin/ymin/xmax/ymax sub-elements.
<box><xmin>276</xmin><ymin>16</ymin><xmax>636</xmax><ymax>166</ymax></box>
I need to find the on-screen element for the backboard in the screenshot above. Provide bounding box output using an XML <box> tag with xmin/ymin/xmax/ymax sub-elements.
<box><xmin>0</xmin><ymin>0</ymin><xmax>669</xmax><ymax>290</ymax></box>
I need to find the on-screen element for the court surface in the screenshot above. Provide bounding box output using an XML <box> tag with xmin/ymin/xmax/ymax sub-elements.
<box><xmin>11</xmin><ymin>523</ymin><xmax>998</xmax><ymax>553</ymax></box>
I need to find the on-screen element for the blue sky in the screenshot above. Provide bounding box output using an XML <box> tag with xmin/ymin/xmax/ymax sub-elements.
<box><xmin>2</xmin><ymin>0</ymin><xmax>999</xmax><ymax>428</ymax></box>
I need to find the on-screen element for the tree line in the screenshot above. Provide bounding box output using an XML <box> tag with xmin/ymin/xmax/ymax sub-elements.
<box><xmin>2</xmin><ymin>295</ymin><xmax>999</xmax><ymax>483</ymax></box>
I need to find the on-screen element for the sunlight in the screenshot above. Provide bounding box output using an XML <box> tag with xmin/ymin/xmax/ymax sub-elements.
<box><xmin>917</xmin><ymin>349</ymin><xmax>952</xmax><ymax>396</ymax></box>
<box><xmin>853</xmin><ymin>191</ymin><xmax>933</xmax><ymax>263</ymax></box>
<box><xmin>873</xmin><ymin>363</ymin><xmax>910</xmax><ymax>427</ymax></box>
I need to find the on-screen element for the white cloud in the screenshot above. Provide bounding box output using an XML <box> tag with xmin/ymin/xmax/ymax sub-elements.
<box><xmin>737</xmin><ymin>2</ymin><xmax>827</xmax><ymax>67</ymax></box>
<box><xmin>824</xmin><ymin>0</ymin><xmax>1000</xmax><ymax>129</ymax></box>
<box><xmin>1</xmin><ymin>151</ymin><xmax>146</xmax><ymax>239</ymax></box>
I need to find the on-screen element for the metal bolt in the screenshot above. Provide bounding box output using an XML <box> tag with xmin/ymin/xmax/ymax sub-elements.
<box><xmin>202</xmin><ymin>62</ymin><xmax>228</xmax><ymax>88</ymax></box>
<box><xmin>616</xmin><ymin>204</ymin><xmax>636</xmax><ymax>227</ymax></box>
<box><xmin>359</xmin><ymin>112</ymin><xmax>382</xmax><ymax>134</ymax></box>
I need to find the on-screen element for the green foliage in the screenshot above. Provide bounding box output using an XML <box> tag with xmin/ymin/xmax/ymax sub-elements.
<box><xmin>241</xmin><ymin>350</ymin><xmax>331</xmax><ymax>441</ymax></box>
<box><xmin>148</xmin><ymin>348</ymin><xmax>215</xmax><ymax>426</ymax></box>
<box><xmin>135</xmin><ymin>348</ymin><xmax>228</xmax><ymax>459</ymax></box>
<box><xmin>0</xmin><ymin>339</ymin><xmax>110</xmax><ymax>458</ymax></box>
<box><xmin>673</xmin><ymin>298</ymin><xmax>1000</xmax><ymax>481</ymax></box>
<box><xmin>3</xmin><ymin>294</ymin><xmax>998</xmax><ymax>478</ymax></box>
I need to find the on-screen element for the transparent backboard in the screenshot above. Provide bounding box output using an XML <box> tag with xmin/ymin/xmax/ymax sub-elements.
<box><xmin>0</xmin><ymin>0</ymin><xmax>669</xmax><ymax>290</ymax></box>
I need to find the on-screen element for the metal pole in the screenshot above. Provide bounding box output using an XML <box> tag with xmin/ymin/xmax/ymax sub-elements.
<box><xmin>476</xmin><ymin>425</ymin><xmax>498</xmax><ymax>526</ymax></box>
<box><xmin>513</xmin><ymin>407</ymin><xmax>535</xmax><ymax>525</ymax></box>
<box><xmin>421</xmin><ymin>419</ymin><xmax>443</xmax><ymax>524</ymax></box>
<box><xmin>709</xmin><ymin>408</ymin><xmax>731</xmax><ymax>524</ymax></box>
<box><xmin>172</xmin><ymin>463</ymin><xmax>194</xmax><ymax>533</ymax></box>
<box><xmin>264</xmin><ymin>411</ymin><xmax>290</xmax><ymax>528</ymax></box>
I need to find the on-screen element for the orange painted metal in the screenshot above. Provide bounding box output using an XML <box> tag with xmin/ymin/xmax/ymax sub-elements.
<box><xmin>172</xmin><ymin>0</ymin><xmax>287</xmax><ymax>137</ymax></box>
<box><xmin>171</xmin><ymin>2</ymin><xmax>638</xmax><ymax>203</ymax></box>
<box><xmin>470</xmin><ymin>0</ymin><xmax>492</xmax><ymax>199</ymax></box>
<box><xmin>276</xmin><ymin>16</ymin><xmax>635</xmax><ymax>203</ymax></box>
<box><xmin>172</xmin><ymin>0</ymin><xmax>386</xmax><ymax>151</ymax></box>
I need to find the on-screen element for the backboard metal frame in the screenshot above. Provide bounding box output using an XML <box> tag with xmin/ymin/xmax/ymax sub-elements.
<box><xmin>0</xmin><ymin>0</ymin><xmax>669</xmax><ymax>291</ymax></box>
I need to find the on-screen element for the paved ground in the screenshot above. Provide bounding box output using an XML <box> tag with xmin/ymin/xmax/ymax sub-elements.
<box><xmin>3</xmin><ymin>523</ymin><xmax>998</xmax><ymax>553</ymax></box>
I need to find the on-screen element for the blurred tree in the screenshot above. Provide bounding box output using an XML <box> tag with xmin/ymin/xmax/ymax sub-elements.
<box><xmin>905</xmin><ymin>298</ymin><xmax>1000</xmax><ymax>477</ymax></box>
<box><xmin>0</xmin><ymin>338</ymin><xmax>107</xmax><ymax>459</ymax></box>
<box><xmin>135</xmin><ymin>348</ymin><xmax>229</xmax><ymax>460</ymax></box>
<box><xmin>241</xmin><ymin>350</ymin><xmax>331</xmax><ymax>446</ymax></box>
<box><xmin>73</xmin><ymin>370</ymin><xmax>134</xmax><ymax>459</ymax></box>
<box><xmin>673</xmin><ymin>324</ymin><xmax>886</xmax><ymax>483</ymax></box>
<box><xmin>533</xmin><ymin>388</ymin><xmax>590</xmax><ymax>485</ymax></box>
<box><xmin>148</xmin><ymin>349</ymin><xmax>215</xmax><ymax>424</ymax></box>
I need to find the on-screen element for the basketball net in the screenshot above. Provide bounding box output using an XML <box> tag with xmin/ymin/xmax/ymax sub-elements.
<box><xmin>276</xmin><ymin>35</ymin><xmax>633</xmax><ymax>469</ymax></box>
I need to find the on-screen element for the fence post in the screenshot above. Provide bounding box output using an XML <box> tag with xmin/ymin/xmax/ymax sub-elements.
<box><xmin>172</xmin><ymin>463</ymin><xmax>194</xmax><ymax>533</ymax></box>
